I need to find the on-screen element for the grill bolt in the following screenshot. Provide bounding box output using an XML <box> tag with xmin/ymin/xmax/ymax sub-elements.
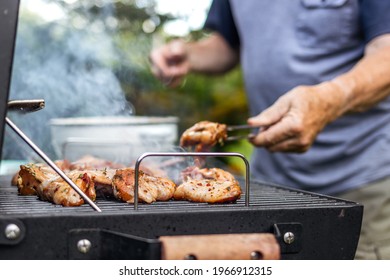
<box><xmin>283</xmin><ymin>232</ymin><xmax>295</xmax><ymax>244</ymax></box>
<box><xmin>77</xmin><ymin>239</ymin><xmax>92</xmax><ymax>254</ymax></box>
<box><xmin>4</xmin><ymin>224</ymin><xmax>21</xmax><ymax>240</ymax></box>
<box><xmin>250</xmin><ymin>251</ymin><xmax>263</xmax><ymax>260</ymax></box>
<box><xmin>184</xmin><ymin>254</ymin><xmax>197</xmax><ymax>260</ymax></box>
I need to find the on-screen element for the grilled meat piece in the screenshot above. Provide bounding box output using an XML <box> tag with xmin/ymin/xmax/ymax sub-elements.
<box><xmin>175</xmin><ymin>167</ymin><xmax>241</xmax><ymax>203</ymax></box>
<box><xmin>17</xmin><ymin>163</ymin><xmax>59</xmax><ymax>195</ymax></box>
<box><xmin>35</xmin><ymin>170</ymin><xmax>96</xmax><ymax>207</ymax></box>
<box><xmin>181</xmin><ymin>166</ymin><xmax>237</xmax><ymax>182</ymax></box>
<box><xmin>180</xmin><ymin>121</ymin><xmax>228</xmax><ymax>152</ymax></box>
<box><xmin>17</xmin><ymin>164</ymin><xmax>96</xmax><ymax>206</ymax></box>
<box><xmin>87</xmin><ymin>169</ymin><xmax>117</xmax><ymax>198</ymax></box>
<box><xmin>174</xmin><ymin>179</ymin><xmax>241</xmax><ymax>203</ymax></box>
<box><xmin>112</xmin><ymin>168</ymin><xmax>176</xmax><ymax>204</ymax></box>
<box><xmin>13</xmin><ymin>160</ymin><xmax>66</xmax><ymax>188</ymax></box>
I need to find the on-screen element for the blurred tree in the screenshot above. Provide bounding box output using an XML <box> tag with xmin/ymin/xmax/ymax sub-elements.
<box><xmin>4</xmin><ymin>0</ymin><xmax>251</xmax><ymax>174</ymax></box>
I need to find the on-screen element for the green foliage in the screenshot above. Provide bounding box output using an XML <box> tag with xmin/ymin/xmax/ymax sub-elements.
<box><xmin>7</xmin><ymin>0</ymin><xmax>252</xmax><ymax>167</ymax></box>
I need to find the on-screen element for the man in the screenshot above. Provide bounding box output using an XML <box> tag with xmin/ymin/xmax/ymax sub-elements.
<box><xmin>150</xmin><ymin>0</ymin><xmax>390</xmax><ymax>259</ymax></box>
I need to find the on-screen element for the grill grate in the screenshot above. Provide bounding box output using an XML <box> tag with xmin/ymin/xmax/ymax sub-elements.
<box><xmin>0</xmin><ymin>177</ymin><xmax>350</xmax><ymax>216</ymax></box>
<box><xmin>0</xmin><ymin>176</ymin><xmax>362</xmax><ymax>260</ymax></box>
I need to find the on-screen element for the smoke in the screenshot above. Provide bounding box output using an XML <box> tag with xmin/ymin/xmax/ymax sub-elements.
<box><xmin>3</xmin><ymin>0</ymin><xmax>134</xmax><ymax>160</ymax></box>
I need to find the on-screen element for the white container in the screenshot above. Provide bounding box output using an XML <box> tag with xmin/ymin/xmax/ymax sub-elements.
<box><xmin>49</xmin><ymin>116</ymin><xmax>179</xmax><ymax>164</ymax></box>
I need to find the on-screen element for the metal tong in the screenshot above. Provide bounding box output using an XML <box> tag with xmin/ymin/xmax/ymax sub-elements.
<box><xmin>226</xmin><ymin>124</ymin><xmax>261</xmax><ymax>142</ymax></box>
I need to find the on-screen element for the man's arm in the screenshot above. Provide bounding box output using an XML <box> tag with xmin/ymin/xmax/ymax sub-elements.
<box><xmin>186</xmin><ymin>33</ymin><xmax>239</xmax><ymax>74</ymax></box>
<box><xmin>248</xmin><ymin>34</ymin><xmax>390</xmax><ymax>153</ymax></box>
<box><xmin>332</xmin><ymin>34</ymin><xmax>390</xmax><ymax>113</ymax></box>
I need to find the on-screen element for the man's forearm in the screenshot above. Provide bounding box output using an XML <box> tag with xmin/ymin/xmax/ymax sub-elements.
<box><xmin>186</xmin><ymin>33</ymin><xmax>240</xmax><ymax>74</ymax></box>
<box><xmin>330</xmin><ymin>34</ymin><xmax>390</xmax><ymax>116</ymax></box>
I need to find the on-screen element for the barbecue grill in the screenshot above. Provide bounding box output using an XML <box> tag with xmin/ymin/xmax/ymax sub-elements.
<box><xmin>0</xmin><ymin>0</ymin><xmax>363</xmax><ymax>260</ymax></box>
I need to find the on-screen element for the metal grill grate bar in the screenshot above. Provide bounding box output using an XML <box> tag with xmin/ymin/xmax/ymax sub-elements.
<box><xmin>0</xmin><ymin>180</ymin><xmax>352</xmax><ymax>216</ymax></box>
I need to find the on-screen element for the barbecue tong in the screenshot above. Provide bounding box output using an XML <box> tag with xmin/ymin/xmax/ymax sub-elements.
<box><xmin>226</xmin><ymin>124</ymin><xmax>261</xmax><ymax>142</ymax></box>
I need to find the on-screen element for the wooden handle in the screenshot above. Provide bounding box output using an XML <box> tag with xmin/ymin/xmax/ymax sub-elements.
<box><xmin>160</xmin><ymin>233</ymin><xmax>280</xmax><ymax>260</ymax></box>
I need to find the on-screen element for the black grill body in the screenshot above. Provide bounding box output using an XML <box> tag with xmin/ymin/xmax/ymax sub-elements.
<box><xmin>0</xmin><ymin>178</ymin><xmax>363</xmax><ymax>260</ymax></box>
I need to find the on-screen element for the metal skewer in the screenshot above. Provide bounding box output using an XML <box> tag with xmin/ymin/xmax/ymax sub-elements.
<box><xmin>5</xmin><ymin>117</ymin><xmax>102</xmax><ymax>212</ymax></box>
<box><xmin>134</xmin><ymin>152</ymin><xmax>250</xmax><ymax>210</ymax></box>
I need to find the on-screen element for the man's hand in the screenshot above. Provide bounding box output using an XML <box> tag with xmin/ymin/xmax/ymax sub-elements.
<box><xmin>247</xmin><ymin>82</ymin><xmax>346</xmax><ymax>153</ymax></box>
<box><xmin>249</xmin><ymin>34</ymin><xmax>390</xmax><ymax>153</ymax></box>
<box><xmin>149</xmin><ymin>33</ymin><xmax>239</xmax><ymax>87</ymax></box>
<box><xmin>149</xmin><ymin>39</ymin><xmax>190</xmax><ymax>87</ymax></box>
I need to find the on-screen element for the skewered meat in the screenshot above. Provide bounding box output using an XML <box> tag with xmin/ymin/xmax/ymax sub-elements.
<box><xmin>112</xmin><ymin>168</ymin><xmax>176</xmax><ymax>203</ymax></box>
<box><xmin>175</xmin><ymin>167</ymin><xmax>241</xmax><ymax>203</ymax></box>
<box><xmin>180</xmin><ymin>121</ymin><xmax>227</xmax><ymax>152</ymax></box>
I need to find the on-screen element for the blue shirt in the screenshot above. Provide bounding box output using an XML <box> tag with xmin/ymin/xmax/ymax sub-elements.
<box><xmin>205</xmin><ymin>0</ymin><xmax>390</xmax><ymax>195</ymax></box>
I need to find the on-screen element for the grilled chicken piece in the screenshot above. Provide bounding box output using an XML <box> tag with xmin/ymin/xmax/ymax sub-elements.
<box><xmin>112</xmin><ymin>168</ymin><xmax>176</xmax><ymax>204</ymax></box>
<box><xmin>17</xmin><ymin>163</ymin><xmax>59</xmax><ymax>195</ymax></box>
<box><xmin>87</xmin><ymin>169</ymin><xmax>116</xmax><ymax>198</ymax></box>
<box><xmin>175</xmin><ymin>167</ymin><xmax>241</xmax><ymax>203</ymax></box>
<box><xmin>180</xmin><ymin>121</ymin><xmax>228</xmax><ymax>152</ymax></box>
<box><xmin>35</xmin><ymin>170</ymin><xmax>96</xmax><ymax>207</ymax></box>
<box><xmin>181</xmin><ymin>166</ymin><xmax>237</xmax><ymax>182</ymax></box>
<box><xmin>17</xmin><ymin>164</ymin><xmax>96</xmax><ymax>206</ymax></box>
<box><xmin>12</xmin><ymin>160</ymin><xmax>66</xmax><ymax>187</ymax></box>
<box><xmin>174</xmin><ymin>179</ymin><xmax>241</xmax><ymax>203</ymax></box>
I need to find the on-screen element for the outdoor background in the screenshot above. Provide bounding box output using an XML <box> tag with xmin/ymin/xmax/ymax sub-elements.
<box><xmin>2</xmin><ymin>0</ymin><xmax>251</xmax><ymax>174</ymax></box>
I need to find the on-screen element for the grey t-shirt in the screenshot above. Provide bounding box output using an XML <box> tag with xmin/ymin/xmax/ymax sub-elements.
<box><xmin>205</xmin><ymin>0</ymin><xmax>390</xmax><ymax>195</ymax></box>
